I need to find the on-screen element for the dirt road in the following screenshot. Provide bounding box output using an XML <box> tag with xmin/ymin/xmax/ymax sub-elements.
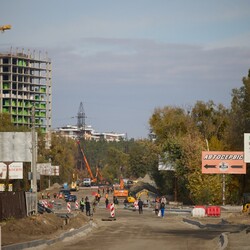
<box><xmin>35</xmin><ymin>186</ymin><xmax>250</xmax><ymax>250</ymax></box>
<box><xmin>48</xmin><ymin>206</ymin><xmax>221</xmax><ymax>250</ymax></box>
<box><xmin>2</xmin><ymin>186</ymin><xmax>249</xmax><ymax>250</ymax></box>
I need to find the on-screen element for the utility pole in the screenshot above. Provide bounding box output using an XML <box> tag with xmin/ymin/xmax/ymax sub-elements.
<box><xmin>31</xmin><ymin>106</ymin><xmax>37</xmax><ymax>213</ymax></box>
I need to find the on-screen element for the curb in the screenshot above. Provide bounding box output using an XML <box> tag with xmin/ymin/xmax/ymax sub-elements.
<box><xmin>2</xmin><ymin>221</ymin><xmax>96</xmax><ymax>250</ymax></box>
<box><xmin>182</xmin><ymin>218</ymin><xmax>206</xmax><ymax>228</ymax></box>
<box><xmin>183</xmin><ymin>218</ymin><xmax>228</xmax><ymax>249</ymax></box>
<box><xmin>219</xmin><ymin>233</ymin><xmax>228</xmax><ymax>250</ymax></box>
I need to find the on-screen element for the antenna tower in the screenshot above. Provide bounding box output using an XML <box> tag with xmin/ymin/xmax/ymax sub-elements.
<box><xmin>77</xmin><ymin>102</ymin><xmax>86</xmax><ymax>139</ymax></box>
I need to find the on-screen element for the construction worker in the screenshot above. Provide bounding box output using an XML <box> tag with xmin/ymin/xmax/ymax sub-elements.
<box><xmin>80</xmin><ymin>198</ymin><xmax>85</xmax><ymax>212</ymax></box>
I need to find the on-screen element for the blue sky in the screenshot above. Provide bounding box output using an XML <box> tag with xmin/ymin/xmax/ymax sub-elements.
<box><xmin>1</xmin><ymin>0</ymin><xmax>250</xmax><ymax>138</ymax></box>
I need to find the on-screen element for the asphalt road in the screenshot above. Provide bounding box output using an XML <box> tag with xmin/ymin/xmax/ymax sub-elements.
<box><xmin>49</xmin><ymin>205</ymin><xmax>221</xmax><ymax>250</ymax></box>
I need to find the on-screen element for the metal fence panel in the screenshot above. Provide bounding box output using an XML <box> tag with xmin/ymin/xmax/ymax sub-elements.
<box><xmin>25</xmin><ymin>192</ymin><xmax>37</xmax><ymax>216</ymax></box>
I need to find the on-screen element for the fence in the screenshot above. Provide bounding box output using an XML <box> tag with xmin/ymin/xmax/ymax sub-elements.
<box><xmin>25</xmin><ymin>192</ymin><xmax>37</xmax><ymax>216</ymax></box>
<box><xmin>0</xmin><ymin>191</ymin><xmax>26</xmax><ymax>220</ymax></box>
<box><xmin>0</xmin><ymin>191</ymin><xmax>37</xmax><ymax>220</ymax></box>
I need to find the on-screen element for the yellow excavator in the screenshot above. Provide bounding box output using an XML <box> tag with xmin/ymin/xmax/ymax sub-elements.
<box><xmin>242</xmin><ymin>193</ymin><xmax>250</xmax><ymax>213</ymax></box>
<box><xmin>70</xmin><ymin>172</ymin><xmax>79</xmax><ymax>191</ymax></box>
<box><xmin>127</xmin><ymin>189</ymin><xmax>157</xmax><ymax>203</ymax></box>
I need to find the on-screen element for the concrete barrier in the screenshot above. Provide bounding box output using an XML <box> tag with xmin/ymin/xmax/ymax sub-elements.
<box><xmin>191</xmin><ymin>207</ymin><xmax>206</xmax><ymax>217</ymax></box>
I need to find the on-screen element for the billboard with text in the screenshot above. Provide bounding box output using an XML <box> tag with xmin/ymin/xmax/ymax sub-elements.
<box><xmin>202</xmin><ymin>151</ymin><xmax>246</xmax><ymax>174</ymax></box>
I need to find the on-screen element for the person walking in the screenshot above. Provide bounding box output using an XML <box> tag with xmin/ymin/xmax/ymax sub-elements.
<box><xmin>105</xmin><ymin>197</ymin><xmax>109</xmax><ymax>208</ymax></box>
<box><xmin>92</xmin><ymin>200</ymin><xmax>97</xmax><ymax>213</ymax></box>
<box><xmin>161</xmin><ymin>196</ymin><xmax>167</xmax><ymax>205</ymax></box>
<box><xmin>155</xmin><ymin>201</ymin><xmax>159</xmax><ymax>215</ymax></box>
<box><xmin>80</xmin><ymin>198</ymin><xmax>85</xmax><ymax>212</ymax></box>
<box><xmin>160</xmin><ymin>202</ymin><xmax>165</xmax><ymax>218</ymax></box>
<box><xmin>85</xmin><ymin>199</ymin><xmax>91</xmax><ymax>216</ymax></box>
<box><xmin>138</xmin><ymin>198</ymin><xmax>143</xmax><ymax>214</ymax></box>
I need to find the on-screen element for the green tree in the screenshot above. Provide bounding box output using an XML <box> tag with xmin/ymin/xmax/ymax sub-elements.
<box><xmin>225</xmin><ymin>70</ymin><xmax>250</xmax><ymax>195</ymax></box>
<box><xmin>191</xmin><ymin>100</ymin><xmax>228</xmax><ymax>150</ymax></box>
<box><xmin>101</xmin><ymin>147</ymin><xmax>129</xmax><ymax>183</ymax></box>
<box><xmin>226</xmin><ymin>71</ymin><xmax>250</xmax><ymax>150</ymax></box>
<box><xmin>149</xmin><ymin>105</ymin><xmax>224</xmax><ymax>204</ymax></box>
<box><xmin>128</xmin><ymin>139</ymin><xmax>159</xmax><ymax>179</ymax></box>
<box><xmin>45</xmin><ymin>134</ymin><xmax>78</xmax><ymax>185</ymax></box>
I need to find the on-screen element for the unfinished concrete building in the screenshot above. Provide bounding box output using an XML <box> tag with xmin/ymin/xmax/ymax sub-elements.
<box><xmin>0</xmin><ymin>49</ymin><xmax>52</xmax><ymax>133</ymax></box>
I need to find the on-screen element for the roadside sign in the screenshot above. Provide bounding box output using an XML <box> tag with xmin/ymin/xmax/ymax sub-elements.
<box><xmin>37</xmin><ymin>163</ymin><xmax>52</xmax><ymax>175</ymax></box>
<box><xmin>0</xmin><ymin>132</ymin><xmax>35</xmax><ymax>162</ymax></box>
<box><xmin>244</xmin><ymin>133</ymin><xmax>250</xmax><ymax>163</ymax></box>
<box><xmin>158</xmin><ymin>154</ymin><xmax>175</xmax><ymax>171</ymax></box>
<box><xmin>9</xmin><ymin>162</ymin><xmax>23</xmax><ymax>179</ymax></box>
<box><xmin>202</xmin><ymin>151</ymin><xmax>246</xmax><ymax>174</ymax></box>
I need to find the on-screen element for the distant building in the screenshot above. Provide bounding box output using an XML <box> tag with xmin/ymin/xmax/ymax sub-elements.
<box><xmin>54</xmin><ymin>124</ymin><xmax>125</xmax><ymax>142</ymax></box>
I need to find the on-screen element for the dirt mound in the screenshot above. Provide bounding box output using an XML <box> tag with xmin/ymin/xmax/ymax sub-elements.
<box><xmin>1</xmin><ymin>212</ymin><xmax>89</xmax><ymax>246</ymax></box>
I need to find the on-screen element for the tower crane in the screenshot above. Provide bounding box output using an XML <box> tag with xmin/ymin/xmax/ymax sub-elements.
<box><xmin>0</xmin><ymin>25</ymin><xmax>12</xmax><ymax>32</ymax></box>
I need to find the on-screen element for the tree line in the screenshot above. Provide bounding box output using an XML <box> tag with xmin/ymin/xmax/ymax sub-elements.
<box><xmin>0</xmin><ymin>69</ymin><xmax>250</xmax><ymax>205</ymax></box>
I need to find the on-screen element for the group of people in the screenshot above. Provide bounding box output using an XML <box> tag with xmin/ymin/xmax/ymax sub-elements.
<box><xmin>155</xmin><ymin>196</ymin><xmax>167</xmax><ymax>217</ymax></box>
<box><xmin>80</xmin><ymin>196</ymin><xmax>92</xmax><ymax>216</ymax></box>
<box><xmin>134</xmin><ymin>196</ymin><xmax>167</xmax><ymax>218</ymax></box>
<box><xmin>81</xmin><ymin>193</ymin><xmax>167</xmax><ymax>218</ymax></box>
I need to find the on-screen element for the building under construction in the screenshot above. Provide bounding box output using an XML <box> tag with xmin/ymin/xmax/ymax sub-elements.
<box><xmin>0</xmin><ymin>49</ymin><xmax>52</xmax><ymax>133</ymax></box>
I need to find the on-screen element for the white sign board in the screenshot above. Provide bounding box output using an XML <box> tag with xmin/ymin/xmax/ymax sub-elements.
<box><xmin>158</xmin><ymin>155</ymin><xmax>175</xmax><ymax>171</ymax></box>
<box><xmin>37</xmin><ymin>163</ymin><xmax>52</xmax><ymax>175</ymax></box>
<box><xmin>52</xmin><ymin>166</ymin><xmax>60</xmax><ymax>176</ymax></box>
<box><xmin>0</xmin><ymin>162</ymin><xmax>23</xmax><ymax>179</ymax></box>
<box><xmin>0</xmin><ymin>132</ymin><xmax>36</xmax><ymax>162</ymax></box>
<box><xmin>244</xmin><ymin>133</ymin><xmax>250</xmax><ymax>163</ymax></box>
<box><xmin>37</xmin><ymin>164</ymin><xmax>60</xmax><ymax>176</ymax></box>
<box><xmin>0</xmin><ymin>162</ymin><xmax>7</xmax><ymax>179</ymax></box>
<box><xmin>9</xmin><ymin>162</ymin><xmax>23</xmax><ymax>179</ymax></box>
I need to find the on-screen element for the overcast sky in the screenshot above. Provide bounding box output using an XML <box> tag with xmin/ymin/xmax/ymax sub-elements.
<box><xmin>1</xmin><ymin>0</ymin><xmax>250</xmax><ymax>139</ymax></box>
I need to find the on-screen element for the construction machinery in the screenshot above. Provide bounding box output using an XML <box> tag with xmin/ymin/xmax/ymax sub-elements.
<box><xmin>0</xmin><ymin>24</ymin><xmax>11</xmax><ymax>32</ymax></box>
<box><xmin>242</xmin><ymin>193</ymin><xmax>250</xmax><ymax>213</ymax></box>
<box><xmin>95</xmin><ymin>166</ymin><xmax>104</xmax><ymax>183</ymax></box>
<box><xmin>77</xmin><ymin>140</ymin><xmax>97</xmax><ymax>184</ymax></box>
<box><xmin>127</xmin><ymin>189</ymin><xmax>158</xmax><ymax>203</ymax></box>
<box><xmin>114</xmin><ymin>176</ymin><xmax>129</xmax><ymax>198</ymax></box>
<box><xmin>70</xmin><ymin>172</ymin><xmax>79</xmax><ymax>191</ymax></box>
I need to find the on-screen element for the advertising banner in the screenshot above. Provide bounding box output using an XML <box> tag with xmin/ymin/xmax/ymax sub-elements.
<box><xmin>202</xmin><ymin>151</ymin><xmax>246</xmax><ymax>174</ymax></box>
<box><xmin>9</xmin><ymin>162</ymin><xmax>23</xmax><ymax>179</ymax></box>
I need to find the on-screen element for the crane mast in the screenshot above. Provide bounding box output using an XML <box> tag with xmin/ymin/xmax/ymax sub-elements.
<box><xmin>77</xmin><ymin>140</ymin><xmax>96</xmax><ymax>182</ymax></box>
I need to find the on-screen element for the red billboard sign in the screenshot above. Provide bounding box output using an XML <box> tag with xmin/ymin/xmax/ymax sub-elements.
<box><xmin>202</xmin><ymin>151</ymin><xmax>246</xmax><ymax>174</ymax></box>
